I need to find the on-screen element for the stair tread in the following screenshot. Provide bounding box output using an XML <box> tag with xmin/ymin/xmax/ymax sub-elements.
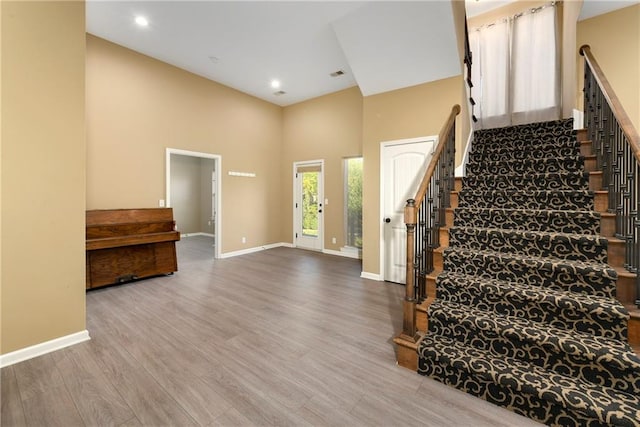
<box><xmin>418</xmin><ymin>334</ymin><xmax>640</xmax><ymax>425</ymax></box>
<box><xmin>452</xmin><ymin>206</ymin><xmax>600</xmax><ymax>216</ymax></box>
<box><xmin>459</xmin><ymin>189</ymin><xmax>593</xmax><ymax>195</ymax></box>
<box><xmin>428</xmin><ymin>299</ymin><xmax>640</xmax><ymax>369</ymax></box>
<box><xmin>450</xmin><ymin>226</ymin><xmax>608</xmax><ymax>243</ymax></box>
<box><xmin>437</xmin><ymin>270</ymin><xmax>626</xmax><ymax>315</ymax></box>
<box><xmin>445</xmin><ymin>246</ymin><xmax>616</xmax><ymax>273</ymax></box>
<box><xmin>435</xmin><ymin>271</ymin><xmax>629</xmax><ymax>341</ymax></box>
<box><xmin>464</xmin><ymin>170</ymin><xmax>588</xmax><ymax>178</ymax></box>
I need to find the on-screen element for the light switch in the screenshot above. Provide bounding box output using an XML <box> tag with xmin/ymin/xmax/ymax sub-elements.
<box><xmin>159</xmin><ymin>199</ymin><xmax>165</xmax><ymax>207</ymax></box>
<box><xmin>325</xmin><ymin>198</ymin><xmax>329</xmax><ymax>205</ymax></box>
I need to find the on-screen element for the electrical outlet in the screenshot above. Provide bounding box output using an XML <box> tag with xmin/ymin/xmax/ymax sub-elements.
<box><xmin>332</xmin><ymin>237</ymin><xmax>336</xmax><ymax>244</ymax></box>
<box><xmin>242</xmin><ymin>237</ymin><xmax>246</xmax><ymax>244</ymax></box>
<box><xmin>159</xmin><ymin>199</ymin><xmax>165</xmax><ymax>207</ymax></box>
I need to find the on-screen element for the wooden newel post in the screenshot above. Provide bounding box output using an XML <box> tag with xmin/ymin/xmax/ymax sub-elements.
<box><xmin>401</xmin><ymin>198</ymin><xmax>419</xmax><ymax>342</ymax></box>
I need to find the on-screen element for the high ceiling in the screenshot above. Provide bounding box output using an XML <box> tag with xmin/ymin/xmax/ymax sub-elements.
<box><xmin>87</xmin><ymin>1</ymin><xmax>461</xmax><ymax>107</ymax></box>
<box><xmin>86</xmin><ymin>1</ymin><xmax>639</xmax><ymax>107</ymax></box>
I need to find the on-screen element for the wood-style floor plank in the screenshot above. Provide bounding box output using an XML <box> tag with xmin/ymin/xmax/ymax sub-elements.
<box><xmin>1</xmin><ymin>366</ymin><xmax>27</xmax><ymax>426</ymax></box>
<box><xmin>51</xmin><ymin>343</ymin><xmax>134</xmax><ymax>426</ymax></box>
<box><xmin>1</xmin><ymin>236</ymin><xmax>542</xmax><ymax>426</ymax></box>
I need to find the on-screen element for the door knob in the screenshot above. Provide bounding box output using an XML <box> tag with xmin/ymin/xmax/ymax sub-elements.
<box><xmin>384</xmin><ymin>218</ymin><xmax>391</xmax><ymax>223</ymax></box>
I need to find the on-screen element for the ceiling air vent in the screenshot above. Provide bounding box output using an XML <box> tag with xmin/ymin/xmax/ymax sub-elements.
<box><xmin>330</xmin><ymin>70</ymin><xmax>345</xmax><ymax>77</ymax></box>
<box><xmin>273</xmin><ymin>90</ymin><xmax>286</xmax><ymax>96</ymax></box>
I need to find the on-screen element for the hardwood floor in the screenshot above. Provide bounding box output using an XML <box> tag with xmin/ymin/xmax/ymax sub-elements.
<box><xmin>1</xmin><ymin>236</ymin><xmax>542</xmax><ymax>426</ymax></box>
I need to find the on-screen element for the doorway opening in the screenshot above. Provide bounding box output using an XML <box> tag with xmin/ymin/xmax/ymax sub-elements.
<box><xmin>166</xmin><ymin>148</ymin><xmax>221</xmax><ymax>259</ymax></box>
<box><xmin>293</xmin><ymin>160</ymin><xmax>324</xmax><ymax>251</ymax></box>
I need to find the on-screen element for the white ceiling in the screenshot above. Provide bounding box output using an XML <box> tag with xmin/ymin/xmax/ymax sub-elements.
<box><xmin>86</xmin><ymin>1</ymin><xmax>638</xmax><ymax>107</ymax></box>
<box><xmin>86</xmin><ymin>1</ymin><xmax>461</xmax><ymax>107</ymax></box>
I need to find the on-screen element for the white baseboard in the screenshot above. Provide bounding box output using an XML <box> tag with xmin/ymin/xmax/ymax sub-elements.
<box><xmin>0</xmin><ymin>330</ymin><xmax>90</xmax><ymax>368</ymax></box>
<box><xmin>360</xmin><ymin>271</ymin><xmax>383</xmax><ymax>281</ymax></box>
<box><xmin>573</xmin><ymin>109</ymin><xmax>584</xmax><ymax>129</ymax></box>
<box><xmin>180</xmin><ymin>232</ymin><xmax>214</xmax><ymax>238</ymax></box>
<box><xmin>322</xmin><ymin>248</ymin><xmax>361</xmax><ymax>259</ymax></box>
<box><xmin>455</xmin><ymin>129</ymin><xmax>473</xmax><ymax>177</ymax></box>
<box><xmin>220</xmin><ymin>242</ymin><xmax>292</xmax><ymax>259</ymax></box>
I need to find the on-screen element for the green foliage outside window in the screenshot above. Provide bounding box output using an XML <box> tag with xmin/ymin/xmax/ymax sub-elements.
<box><xmin>302</xmin><ymin>172</ymin><xmax>319</xmax><ymax>236</ymax></box>
<box><xmin>346</xmin><ymin>158</ymin><xmax>363</xmax><ymax>248</ymax></box>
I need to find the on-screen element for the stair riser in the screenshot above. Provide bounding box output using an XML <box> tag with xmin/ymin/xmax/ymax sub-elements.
<box><xmin>585</xmin><ymin>156</ymin><xmax>597</xmax><ymax>172</ymax></box>
<box><xmin>467</xmin><ymin>157</ymin><xmax>585</xmax><ymax>176</ymax></box>
<box><xmin>595</xmin><ymin>192</ymin><xmax>608</xmax><ymax>212</ymax></box>
<box><xmin>453</xmin><ymin>208</ymin><xmax>601</xmax><ymax>235</ymax></box>
<box><xmin>439</xmin><ymin>228</ymin><xmax>449</xmax><ymax>248</ymax></box>
<box><xmin>616</xmin><ymin>274</ymin><xmax>638</xmax><ymax>305</ymax></box>
<box><xmin>454</xmin><ymin>177</ymin><xmax>462</xmax><ymax>192</ymax></box>
<box><xmin>443</xmin><ymin>249</ymin><xmax>617</xmax><ymax>298</ymax></box>
<box><xmin>607</xmin><ymin>239</ymin><xmax>625</xmax><ymax>269</ymax></box>
<box><xmin>577</xmin><ymin>129</ymin><xmax>588</xmax><ymax>142</ymax></box>
<box><xmin>428</xmin><ymin>312</ymin><xmax>640</xmax><ymax>395</ymax></box>
<box><xmin>601</xmin><ymin>214</ymin><xmax>615</xmax><ymax>237</ymax></box>
<box><xmin>463</xmin><ymin>174</ymin><xmax>589</xmax><ymax>192</ymax></box>
<box><xmin>472</xmin><ymin>138</ymin><xmax>580</xmax><ymax>155</ymax></box>
<box><xmin>590</xmin><ymin>172</ymin><xmax>603</xmax><ymax>191</ymax></box>
<box><xmin>449</xmin><ymin>228</ymin><xmax>608</xmax><ymax>264</ymax></box>
<box><xmin>470</xmin><ymin>147</ymin><xmax>579</xmax><ymax>163</ymax></box>
<box><xmin>436</xmin><ymin>279</ymin><xmax>628</xmax><ymax>341</ymax></box>
<box><xmin>458</xmin><ymin>191</ymin><xmax>594</xmax><ymax>211</ymax></box>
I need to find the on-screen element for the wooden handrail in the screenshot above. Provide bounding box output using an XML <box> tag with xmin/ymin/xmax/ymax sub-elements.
<box><xmin>580</xmin><ymin>45</ymin><xmax>640</xmax><ymax>163</ymax></box>
<box><xmin>413</xmin><ymin>104</ymin><xmax>461</xmax><ymax>206</ymax></box>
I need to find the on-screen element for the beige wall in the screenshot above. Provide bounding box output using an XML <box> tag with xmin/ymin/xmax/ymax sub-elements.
<box><xmin>86</xmin><ymin>35</ymin><xmax>284</xmax><ymax>253</ymax></box>
<box><xmin>1</xmin><ymin>1</ymin><xmax>86</xmax><ymax>354</ymax></box>
<box><xmin>170</xmin><ymin>154</ymin><xmax>202</xmax><ymax>234</ymax></box>
<box><xmin>562</xmin><ymin>0</ymin><xmax>583</xmax><ymax>117</ymax></box>
<box><xmin>199</xmin><ymin>158</ymin><xmax>214</xmax><ymax>234</ymax></box>
<box><xmin>577</xmin><ymin>4</ymin><xmax>640</xmax><ymax>130</ymax></box>
<box><xmin>362</xmin><ymin>76</ymin><xmax>463</xmax><ymax>275</ymax></box>
<box><xmin>281</xmin><ymin>87</ymin><xmax>363</xmax><ymax>251</ymax></box>
<box><xmin>451</xmin><ymin>0</ymin><xmax>472</xmax><ymax>163</ymax></box>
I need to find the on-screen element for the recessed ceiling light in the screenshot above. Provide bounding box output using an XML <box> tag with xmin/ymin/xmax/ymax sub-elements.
<box><xmin>271</xmin><ymin>80</ymin><xmax>281</xmax><ymax>89</ymax></box>
<box><xmin>135</xmin><ymin>16</ymin><xmax>149</xmax><ymax>27</ymax></box>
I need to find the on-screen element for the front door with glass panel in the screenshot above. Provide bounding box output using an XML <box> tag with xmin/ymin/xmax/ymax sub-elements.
<box><xmin>294</xmin><ymin>162</ymin><xmax>323</xmax><ymax>251</ymax></box>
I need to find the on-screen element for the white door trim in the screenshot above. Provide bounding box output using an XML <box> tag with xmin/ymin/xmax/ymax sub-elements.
<box><xmin>292</xmin><ymin>159</ymin><xmax>325</xmax><ymax>251</ymax></box>
<box><xmin>166</xmin><ymin>148</ymin><xmax>222</xmax><ymax>259</ymax></box>
<box><xmin>379</xmin><ymin>136</ymin><xmax>437</xmax><ymax>282</ymax></box>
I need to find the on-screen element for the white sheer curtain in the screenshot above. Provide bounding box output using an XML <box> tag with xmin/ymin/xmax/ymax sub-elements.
<box><xmin>470</xmin><ymin>3</ymin><xmax>560</xmax><ymax>129</ymax></box>
<box><xmin>470</xmin><ymin>20</ymin><xmax>511</xmax><ymax>129</ymax></box>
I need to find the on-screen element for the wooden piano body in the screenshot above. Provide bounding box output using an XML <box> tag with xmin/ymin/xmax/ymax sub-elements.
<box><xmin>86</xmin><ymin>208</ymin><xmax>180</xmax><ymax>289</ymax></box>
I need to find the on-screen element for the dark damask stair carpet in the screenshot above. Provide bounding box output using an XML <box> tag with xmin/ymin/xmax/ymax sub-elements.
<box><xmin>417</xmin><ymin>119</ymin><xmax>640</xmax><ymax>426</ymax></box>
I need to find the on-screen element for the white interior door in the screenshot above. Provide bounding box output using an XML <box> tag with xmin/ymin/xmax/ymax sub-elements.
<box><xmin>294</xmin><ymin>161</ymin><xmax>323</xmax><ymax>251</ymax></box>
<box><xmin>382</xmin><ymin>139</ymin><xmax>435</xmax><ymax>284</ymax></box>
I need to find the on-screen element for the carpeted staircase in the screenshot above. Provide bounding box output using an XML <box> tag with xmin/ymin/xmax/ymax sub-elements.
<box><xmin>417</xmin><ymin>119</ymin><xmax>640</xmax><ymax>426</ymax></box>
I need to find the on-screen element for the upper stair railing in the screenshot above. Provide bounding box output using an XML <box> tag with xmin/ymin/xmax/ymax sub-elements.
<box><xmin>400</xmin><ymin>104</ymin><xmax>460</xmax><ymax>342</ymax></box>
<box><xmin>580</xmin><ymin>45</ymin><xmax>640</xmax><ymax>308</ymax></box>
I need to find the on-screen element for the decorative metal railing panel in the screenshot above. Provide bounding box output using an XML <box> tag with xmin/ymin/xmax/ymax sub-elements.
<box><xmin>581</xmin><ymin>45</ymin><xmax>640</xmax><ymax>308</ymax></box>
<box><xmin>400</xmin><ymin>105</ymin><xmax>459</xmax><ymax>342</ymax></box>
